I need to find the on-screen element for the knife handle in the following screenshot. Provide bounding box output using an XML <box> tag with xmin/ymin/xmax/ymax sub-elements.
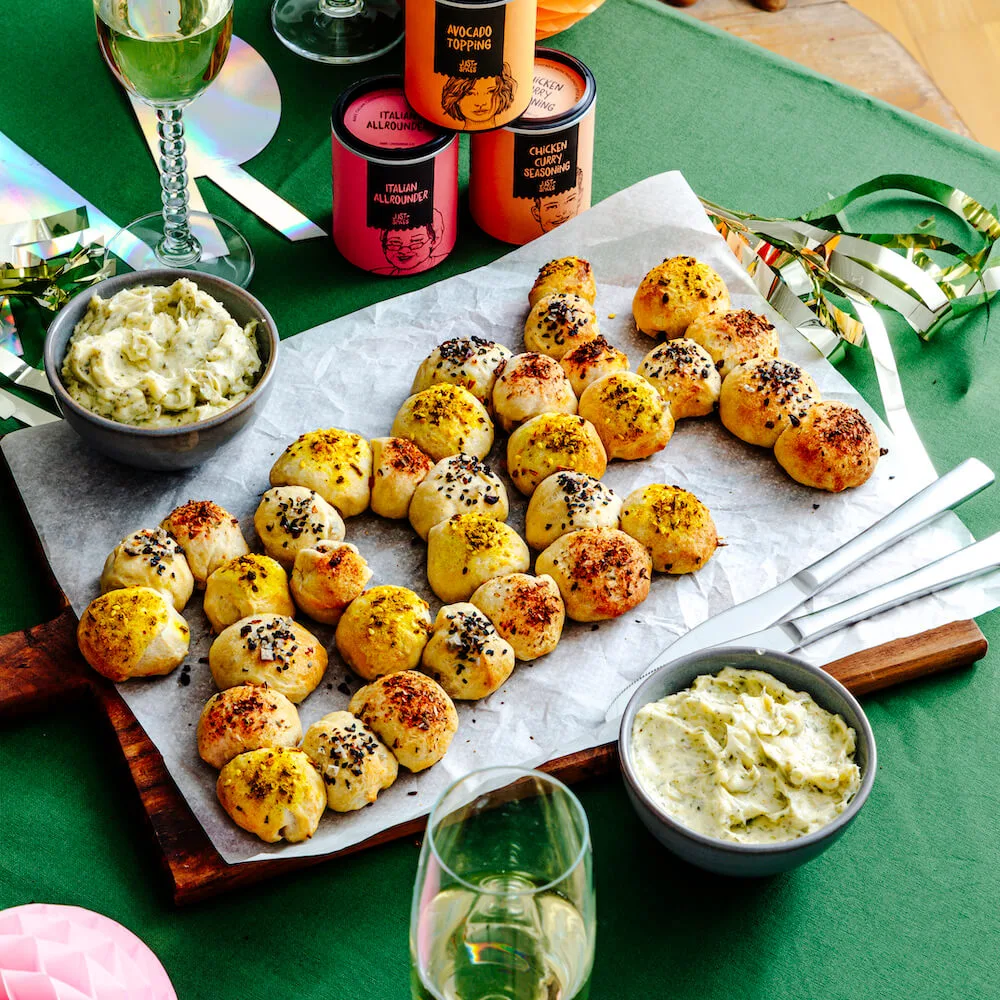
<box><xmin>794</xmin><ymin>458</ymin><xmax>994</xmax><ymax>594</ymax></box>
<box><xmin>791</xmin><ymin>530</ymin><xmax>1000</xmax><ymax>645</ymax></box>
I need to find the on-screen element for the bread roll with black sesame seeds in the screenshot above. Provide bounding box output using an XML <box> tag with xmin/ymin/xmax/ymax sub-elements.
<box><xmin>523</xmin><ymin>292</ymin><xmax>601</xmax><ymax>361</ymax></box>
<box><xmin>370</xmin><ymin>436</ymin><xmax>434</xmax><ymax>520</ymax></box>
<box><xmin>685</xmin><ymin>309</ymin><xmax>780</xmax><ymax>379</ymax></box>
<box><xmin>392</xmin><ymin>384</ymin><xmax>494</xmax><ymax>462</ymax></box>
<box><xmin>254</xmin><ymin>486</ymin><xmax>345</xmax><ymax>568</ymax></box>
<box><xmin>100</xmin><ymin>527</ymin><xmax>194</xmax><ymax>611</ymax></box>
<box><xmin>470</xmin><ymin>574</ymin><xmax>565</xmax><ymax>661</ymax></box>
<box><xmin>619</xmin><ymin>484</ymin><xmax>718</xmax><ymax>574</ymax></box>
<box><xmin>160</xmin><ymin>499</ymin><xmax>248</xmax><ymax>589</ymax></box>
<box><xmin>409</xmin><ymin>453</ymin><xmax>509</xmax><ymax>540</ymax></box>
<box><xmin>491</xmin><ymin>353</ymin><xmax>578</xmax><ymax>433</ymax></box>
<box><xmin>197</xmin><ymin>684</ymin><xmax>302</xmax><ymax>769</ymax></box>
<box><xmin>637</xmin><ymin>339</ymin><xmax>721</xmax><ymax>419</ymax></box>
<box><xmin>302</xmin><ymin>711</ymin><xmax>398</xmax><ymax>812</ymax></box>
<box><xmin>578</xmin><ymin>371</ymin><xmax>674</xmax><ymax>461</ymax></box>
<box><xmin>507</xmin><ymin>414</ymin><xmax>607</xmax><ymax>497</ymax></box>
<box><xmin>421</xmin><ymin>603</ymin><xmax>515</xmax><ymax>700</ymax></box>
<box><xmin>203</xmin><ymin>553</ymin><xmax>294</xmax><ymax>633</ymax></box>
<box><xmin>632</xmin><ymin>256</ymin><xmax>730</xmax><ymax>339</ymax></box>
<box><xmin>529</xmin><ymin>256</ymin><xmax>597</xmax><ymax>308</ymax></box>
<box><xmin>209</xmin><ymin>614</ymin><xmax>327</xmax><ymax>703</ymax></box>
<box><xmin>524</xmin><ymin>471</ymin><xmax>622</xmax><ymax>550</ymax></box>
<box><xmin>719</xmin><ymin>358</ymin><xmax>821</xmax><ymax>447</ymax></box>
<box><xmin>410</xmin><ymin>337</ymin><xmax>512</xmax><ymax>405</ymax></box>
<box><xmin>270</xmin><ymin>428</ymin><xmax>373</xmax><ymax>517</ymax></box>
<box><xmin>290</xmin><ymin>541</ymin><xmax>372</xmax><ymax>625</ymax></box>
<box><xmin>559</xmin><ymin>336</ymin><xmax>630</xmax><ymax>397</ymax></box>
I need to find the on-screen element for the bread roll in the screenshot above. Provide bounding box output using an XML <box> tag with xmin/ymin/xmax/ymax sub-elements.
<box><xmin>254</xmin><ymin>486</ymin><xmax>345</xmax><ymax>568</ymax></box>
<box><xmin>559</xmin><ymin>336</ymin><xmax>631</xmax><ymax>397</ymax></box>
<box><xmin>685</xmin><ymin>309</ymin><xmax>780</xmax><ymax>378</ymax></box>
<box><xmin>392</xmin><ymin>384</ymin><xmax>493</xmax><ymax>462</ymax></box>
<box><xmin>524</xmin><ymin>471</ymin><xmax>622</xmax><ymax>550</ymax></box>
<box><xmin>491</xmin><ymin>353</ymin><xmax>577</xmax><ymax>433</ymax></box>
<box><xmin>100</xmin><ymin>527</ymin><xmax>194</xmax><ymax>611</ymax></box>
<box><xmin>203</xmin><ymin>553</ymin><xmax>294</xmax><ymax>633</ymax></box>
<box><xmin>578</xmin><ymin>372</ymin><xmax>674</xmax><ymax>461</ymax></box>
<box><xmin>523</xmin><ymin>293</ymin><xmax>600</xmax><ymax>361</ymax></box>
<box><xmin>409</xmin><ymin>453</ymin><xmax>509</xmax><ymax>540</ymax></box>
<box><xmin>217</xmin><ymin>748</ymin><xmax>326</xmax><ymax>843</ymax></box>
<box><xmin>620</xmin><ymin>484</ymin><xmax>719</xmax><ymax>574</ymax></box>
<box><xmin>535</xmin><ymin>528</ymin><xmax>652</xmax><ymax>622</ymax></box>
<box><xmin>507</xmin><ymin>413</ymin><xmax>607</xmax><ymax>497</ymax></box>
<box><xmin>421</xmin><ymin>603</ymin><xmax>515</xmax><ymax>699</ymax></box>
<box><xmin>349</xmin><ymin>670</ymin><xmax>458</xmax><ymax>772</ymax></box>
<box><xmin>470</xmin><ymin>573</ymin><xmax>565</xmax><ymax>661</ymax></box>
<box><xmin>302</xmin><ymin>711</ymin><xmax>398</xmax><ymax>812</ymax></box>
<box><xmin>370</xmin><ymin>436</ymin><xmax>434</xmax><ymax>519</ymax></box>
<box><xmin>335</xmin><ymin>585</ymin><xmax>432</xmax><ymax>681</ymax></box>
<box><xmin>270</xmin><ymin>428</ymin><xmax>373</xmax><ymax>518</ymax></box>
<box><xmin>160</xmin><ymin>499</ymin><xmax>248</xmax><ymax>589</ymax></box>
<box><xmin>410</xmin><ymin>337</ymin><xmax>512</xmax><ymax>405</ymax></box>
<box><xmin>637</xmin><ymin>338</ymin><xmax>721</xmax><ymax>419</ymax></box>
<box><xmin>197</xmin><ymin>684</ymin><xmax>302</xmax><ymax>769</ymax></box>
<box><xmin>529</xmin><ymin>256</ymin><xmax>596</xmax><ymax>308</ymax></box>
<box><xmin>209</xmin><ymin>614</ymin><xmax>328</xmax><ymax>703</ymax></box>
<box><xmin>719</xmin><ymin>358</ymin><xmax>821</xmax><ymax>448</ymax></box>
<box><xmin>77</xmin><ymin>586</ymin><xmax>189</xmax><ymax>681</ymax></box>
<box><xmin>290</xmin><ymin>541</ymin><xmax>372</xmax><ymax>625</ymax></box>
<box><xmin>774</xmin><ymin>400</ymin><xmax>880</xmax><ymax>492</ymax></box>
<box><xmin>633</xmin><ymin>257</ymin><xmax>730</xmax><ymax>339</ymax></box>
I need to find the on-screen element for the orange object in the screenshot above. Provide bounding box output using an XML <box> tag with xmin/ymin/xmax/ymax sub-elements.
<box><xmin>404</xmin><ymin>0</ymin><xmax>537</xmax><ymax>131</ymax></box>
<box><xmin>535</xmin><ymin>0</ymin><xmax>607</xmax><ymax>40</ymax></box>
<box><xmin>469</xmin><ymin>48</ymin><xmax>595</xmax><ymax>245</ymax></box>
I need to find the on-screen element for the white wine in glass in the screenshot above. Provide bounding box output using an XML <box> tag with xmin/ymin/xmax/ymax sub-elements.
<box><xmin>95</xmin><ymin>0</ymin><xmax>254</xmax><ymax>285</ymax></box>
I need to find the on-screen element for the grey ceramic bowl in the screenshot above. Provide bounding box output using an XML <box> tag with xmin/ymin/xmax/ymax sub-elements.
<box><xmin>619</xmin><ymin>647</ymin><xmax>876</xmax><ymax>877</ymax></box>
<box><xmin>43</xmin><ymin>269</ymin><xmax>278</xmax><ymax>472</ymax></box>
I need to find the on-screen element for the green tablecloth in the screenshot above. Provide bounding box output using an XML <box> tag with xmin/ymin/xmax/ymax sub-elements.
<box><xmin>3</xmin><ymin>1</ymin><xmax>999</xmax><ymax>996</ymax></box>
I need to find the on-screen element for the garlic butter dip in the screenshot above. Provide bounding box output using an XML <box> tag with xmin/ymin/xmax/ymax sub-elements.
<box><xmin>61</xmin><ymin>279</ymin><xmax>261</xmax><ymax>428</ymax></box>
<box><xmin>632</xmin><ymin>668</ymin><xmax>861</xmax><ymax>844</ymax></box>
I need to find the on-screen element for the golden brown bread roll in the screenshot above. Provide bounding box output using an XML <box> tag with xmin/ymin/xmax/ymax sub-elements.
<box><xmin>774</xmin><ymin>400</ymin><xmax>880</xmax><ymax>492</ymax></box>
<box><xmin>160</xmin><ymin>499</ymin><xmax>248</xmax><ymax>589</ymax></box>
<box><xmin>77</xmin><ymin>586</ymin><xmax>189</xmax><ymax>681</ymax></box>
<box><xmin>529</xmin><ymin>256</ymin><xmax>596</xmax><ymax>308</ymax></box>
<box><xmin>632</xmin><ymin>257</ymin><xmax>730</xmax><ymax>339</ymax></box>
<box><xmin>469</xmin><ymin>573</ymin><xmax>565</xmax><ymax>661</ymax></box>
<box><xmin>409</xmin><ymin>453</ymin><xmax>509</xmax><ymax>541</ymax></box>
<box><xmin>524</xmin><ymin>471</ymin><xmax>622</xmax><ymax>550</ymax></box>
<box><xmin>290</xmin><ymin>540</ymin><xmax>372</xmax><ymax>625</ymax></box>
<box><xmin>203</xmin><ymin>553</ymin><xmax>295</xmax><ymax>633</ymax></box>
<box><xmin>507</xmin><ymin>413</ymin><xmax>607</xmax><ymax>497</ymax></box>
<box><xmin>392</xmin><ymin>384</ymin><xmax>494</xmax><ymax>462</ymax></box>
<box><xmin>719</xmin><ymin>358</ymin><xmax>821</xmax><ymax>447</ymax></box>
<box><xmin>637</xmin><ymin>338</ymin><xmax>722</xmax><ymax>419</ymax></box>
<box><xmin>410</xmin><ymin>337</ymin><xmax>513</xmax><ymax>405</ymax></box>
<box><xmin>685</xmin><ymin>309</ymin><xmax>780</xmax><ymax>378</ymax></box>
<box><xmin>491</xmin><ymin>353</ymin><xmax>578</xmax><ymax>433</ymax></box>
<box><xmin>577</xmin><ymin>372</ymin><xmax>674</xmax><ymax>461</ymax></box>
<box><xmin>619</xmin><ymin>484</ymin><xmax>719</xmax><ymax>574</ymax></box>
<box><xmin>100</xmin><ymin>527</ymin><xmax>194</xmax><ymax>611</ymax></box>
<box><xmin>369</xmin><ymin>436</ymin><xmax>434</xmax><ymax>520</ymax></box>
<box><xmin>349</xmin><ymin>670</ymin><xmax>459</xmax><ymax>772</ymax></box>
<box><xmin>197</xmin><ymin>684</ymin><xmax>302</xmax><ymax>769</ymax></box>
<box><xmin>335</xmin><ymin>585</ymin><xmax>432</xmax><ymax>680</ymax></box>
<box><xmin>253</xmin><ymin>486</ymin><xmax>345</xmax><ymax>568</ymax></box>
<box><xmin>421</xmin><ymin>603</ymin><xmax>516</xmax><ymax>700</ymax></box>
<box><xmin>523</xmin><ymin>293</ymin><xmax>601</xmax><ymax>361</ymax></box>
<box><xmin>559</xmin><ymin>336</ymin><xmax>631</xmax><ymax>397</ymax></box>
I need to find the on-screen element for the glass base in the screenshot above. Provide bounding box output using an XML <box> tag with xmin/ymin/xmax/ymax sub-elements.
<box><xmin>271</xmin><ymin>0</ymin><xmax>403</xmax><ymax>64</ymax></box>
<box><xmin>108</xmin><ymin>211</ymin><xmax>255</xmax><ymax>287</ymax></box>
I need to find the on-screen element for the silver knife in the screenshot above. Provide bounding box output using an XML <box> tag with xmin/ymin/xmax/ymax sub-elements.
<box><xmin>0</xmin><ymin>346</ymin><xmax>54</xmax><ymax>397</ymax></box>
<box><xmin>605</xmin><ymin>457</ymin><xmax>994</xmax><ymax>721</ymax></box>
<box><xmin>0</xmin><ymin>386</ymin><xmax>61</xmax><ymax>426</ymax></box>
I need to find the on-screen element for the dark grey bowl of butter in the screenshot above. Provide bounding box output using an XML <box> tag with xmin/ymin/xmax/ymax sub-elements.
<box><xmin>43</xmin><ymin>269</ymin><xmax>278</xmax><ymax>472</ymax></box>
<box><xmin>618</xmin><ymin>647</ymin><xmax>876</xmax><ymax>877</ymax></box>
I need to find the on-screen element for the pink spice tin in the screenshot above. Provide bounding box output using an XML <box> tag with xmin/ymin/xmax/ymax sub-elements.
<box><xmin>332</xmin><ymin>77</ymin><xmax>459</xmax><ymax>276</ymax></box>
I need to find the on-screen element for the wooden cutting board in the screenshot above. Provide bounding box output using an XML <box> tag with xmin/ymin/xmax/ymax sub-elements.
<box><xmin>0</xmin><ymin>459</ymin><xmax>988</xmax><ymax>905</ymax></box>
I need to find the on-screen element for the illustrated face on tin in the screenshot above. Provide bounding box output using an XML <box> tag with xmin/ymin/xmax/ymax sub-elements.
<box><xmin>532</xmin><ymin>170</ymin><xmax>585</xmax><ymax>233</ymax></box>
<box><xmin>441</xmin><ymin>64</ymin><xmax>516</xmax><ymax>128</ymax></box>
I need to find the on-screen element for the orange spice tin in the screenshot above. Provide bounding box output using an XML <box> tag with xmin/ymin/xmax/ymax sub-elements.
<box><xmin>469</xmin><ymin>48</ymin><xmax>596</xmax><ymax>245</ymax></box>
<box><xmin>404</xmin><ymin>0</ymin><xmax>536</xmax><ymax>132</ymax></box>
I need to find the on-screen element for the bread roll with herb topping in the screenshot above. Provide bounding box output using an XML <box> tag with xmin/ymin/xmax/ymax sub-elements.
<box><xmin>507</xmin><ymin>413</ymin><xmax>607</xmax><ymax>497</ymax></box>
<box><xmin>100</xmin><ymin>527</ymin><xmax>194</xmax><ymax>611</ymax></box>
<box><xmin>392</xmin><ymin>384</ymin><xmax>494</xmax><ymax>462</ymax></box>
<box><xmin>637</xmin><ymin>339</ymin><xmax>721</xmax><ymax>419</ymax></box>
<box><xmin>409</xmin><ymin>453</ymin><xmax>509</xmax><ymax>541</ymax></box>
<box><xmin>620</xmin><ymin>484</ymin><xmax>719</xmax><ymax>574</ymax></box>
<box><xmin>302</xmin><ymin>711</ymin><xmax>398</xmax><ymax>812</ymax></box>
<box><xmin>254</xmin><ymin>486</ymin><xmax>345</xmax><ymax>568</ymax></box>
<box><xmin>290</xmin><ymin>541</ymin><xmax>372</xmax><ymax>625</ymax></box>
<box><xmin>77</xmin><ymin>586</ymin><xmax>190</xmax><ymax>681</ymax></box>
<box><xmin>470</xmin><ymin>573</ymin><xmax>565</xmax><ymax>661</ymax></box>
<box><xmin>217</xmin><ymin>748</ymin><xmax>326</xmax><ymax>843</ymax></box>
<box><xmin>349</xmin><ymin>670</ymin><xmax>458</xmax><ymax>772</ymax></box>
<box><xmin>370</xmin><ymin>436</ymin><xmax>434</xmax><ymax>519</ymax></box>
<box><xmin>578</xmin><ymin>372</ymin><xmax>674</xmax><ymax>461</ymax></box>
<box><xmin>335</xmin><ymin>585</ymin><xmax>432</xmax><ymax>681</ymax></box>
<box><xmin>426</xmin><ymin>513</ymin><xmax>530</xmax><ymax>603</ymax></box>
<box><xmin>529</xmin><ymin>256</ymin><xmax>597</xmax><ymax>308</ymax></box>
<box><xmin>197</xmin><ymin>684</ymin><xmax>302</xmax><ymax>769</ymax></box>
<box><xmin>209</xmin><ymin>614</ymin><xmax>327</xmax><ymax>703</ymax></box>
<box><xmin>269</xmin><ymin>427</ymin><xmax>373</xmax><ymax>517</ymax></box>
<box><xmin>421</xmin><ymin>603</ymin><xmax>515</xmax><ymax>700</ymax></box>
<box><xmin>559</xmin><ymin>336</ymin><xmax>631</xmax><ymax>396</ymax></box>
<box><xmin>410</xmin><ymin>337</ymin><xmax>512</xmax><ymax>405</ymax></box>
<box><xmin>160</xmin><ymin>499</ymin><xmax>248</xmax><ymax>589</ymax></box>
<box><xmin>719</xmin><ymin>358</ymin><xmax>821</xmax><ymax>447</ymax></box>
<box><xmin>524</xmin><ymin>293</ymin><xmax>601</xmax><ymax>361</ymax></box>
<box><xmin>536</xmin><ymin>528</ymin><xmax>652</xmax><ymax>622</ymax></box>
<box><xmin>633</xmin><ymin>257</ymin><xmax>730</xmax><ymax>339</ymax></box>
<box><xmin>491</xmin><ymin>353</ymin><xmax>578</xmax><ymax>433</ymax></box>
<box><xmin>524</xmin><ymin>471</ymin><xmax>622</xmax><ymax>550</ymax></box>
<box><xmin>774</xmin><ymin>400</ymin><xmax>880</xmax><ymax>492</ymax></box>
<box><xmin>203</xmin><ymin>553</ymin><xmax>295</xmax><ymax>633</ymax></box>
<box><xmin>685</xmin><ymin>309</ymin><xmax>780</xmax><ymax>379</ymax></box>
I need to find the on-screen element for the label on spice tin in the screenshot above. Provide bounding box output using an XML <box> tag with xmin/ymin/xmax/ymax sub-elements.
<box><xmin>433</xmin><ymin>3</ymin><xmax>506</xmax><ymax>78</ymax></box>
<box><xmin>512</xmin><ymin>126</ymin><xmax>580</xmax><ymax>200</ymax></box>
<box><xmin>366</xmin><ymin>160</ymin><xmax>436</xmax><ymax>230</ymax></box>
<box><xmin>524</xmin><ymin>57</ymin><xmax>586</xmax><ymax>119</ymax></box>
<box><xmin>344</xmin><ymin>88</ymin><xmax>440</xmax><ymax>150</ymax></box>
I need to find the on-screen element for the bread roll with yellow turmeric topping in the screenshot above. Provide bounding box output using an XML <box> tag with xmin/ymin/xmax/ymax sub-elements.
<box><xmin>491</xmin><ymin>353</ymin><xmax>578</xmax><ymax>433</ymax></box>
<box><xmin>685</xmin><ymin>309</ymin><xmax>780</xmax><ymax>379</ymax></box>
<box><xmin>523</xmin><ymin>293</ymin><xmax>601</xmax><ymax>361</ymax></box>
<box><xmin>160</xmin><ymin>499</ymin><xmax>248</xmax><ymax>589</ymax></box>
<box><xmin>421</xmin><ymin>603</ymin><xmax>515</xmax><ymax>700</ymax></box>
<box><xmin>529</xmin><ymin>256</ymin><xmax>597</xmax><ymax>308</ymax></box>
<box><xmin>620</xmin><ymin>484</ymin><xmax>719</xmax><ymax>574</ymax></box>
<box><xmin>507</xmin><ymin>413</ymin><xmax>607</xmax><ymax>497</ymax></box>
<box><xmin>203</xmin><ymin>553</ymin><xmax>295</xmax><ymax>633</ymax></box>
<box><xmin>77</xmin><ymin>586</ymin><xmax>189</xmax><ymax>681</ymax></box>
<box><xmin>100</xmin><ymin>527</ymin><xmax>194</xmax><ymax>611</ymax></box>
<box><xmin>369</xmin><ymin>436</ymin><xmax>434</xmax><ymax>520</ymax></box>
<box><xmin>253</xmin><ymin>486</ymin><xmax>345</xmax><ymax>568</ymax></box>
<box><xmin>633</xmin><ymin>257</ymin><xmax>730</xmax><ymax>339</ymax></box>
<box><xmin>559</xmin><ymin>336</ymin><xmax>631</xmax><ymax>397</ymax></box>
<box><xmin>197</xmin><ymin>684</ymin><xmax>302</xmax><ymax>769</ymax></box>
<box><xmin>578</xmin><ymin>372</ymin><xmax>674</xmax><ymax>461</ymax></box>
<box><xmin>392</xmin><ymin>384</ymin><xmax>494</xmax><ymax>462</ymax></box>
<box><xmin>290</xmin><ymin>541</ymin><xmax>372</xmax><ymax>625</ymax></box>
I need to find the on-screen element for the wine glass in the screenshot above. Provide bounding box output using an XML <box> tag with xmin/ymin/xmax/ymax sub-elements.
<box><xmin>411</xmin><ymin>767</ymin><xmax>596</xmax><ymax>1000</ymax></box>
<box><xmin>95</xmin><ymin>0</ymin><xmax>254</xmax><ymax>286</ymax></box>
<box><xmin>271</xmin><ymin>0</ymin><xmax>402</xmax><ymax>65</ymax></box>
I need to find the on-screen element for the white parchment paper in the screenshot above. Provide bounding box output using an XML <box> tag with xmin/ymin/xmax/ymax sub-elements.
<box><xmin>4</xmin><ymin>172</ymin><xmax>998</xmax><ymax>865</ymax></box>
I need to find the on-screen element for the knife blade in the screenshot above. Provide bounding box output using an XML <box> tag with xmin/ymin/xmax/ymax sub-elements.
<box><xmin>0</xmin><ymin>346</ymin><xmax>54</xmax><ymax>397</ymax></box>
<box><xmin>0</xmin><ymin>386</ymin><xmax>60</xmax><ymax>426</ymax></box>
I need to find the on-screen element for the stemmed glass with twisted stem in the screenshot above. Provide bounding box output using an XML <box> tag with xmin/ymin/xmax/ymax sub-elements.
<box><xmin>95</xmin><ymin>0</ymin><xmax>254</xmax><ymax>286</ymax></box>
<box><xmin>271</xmin><ymin>0</ymin><xmax>403</xmax><ymax>64</ymax></box>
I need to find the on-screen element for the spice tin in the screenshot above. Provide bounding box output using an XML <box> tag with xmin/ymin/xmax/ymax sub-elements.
<box><xmin>404</xmin><ymin>0</ymin><xmax>536</xmax><ymax>132</ymax></box>
<box><xmin>469</xmin><ymin>48</ymin><xmax>596</xmax><ymax>245</ymax></box>
<box><xmin>332</xmin><ymin>76</ymin><xmax>459</xmax><ymax>276</ymax></box>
